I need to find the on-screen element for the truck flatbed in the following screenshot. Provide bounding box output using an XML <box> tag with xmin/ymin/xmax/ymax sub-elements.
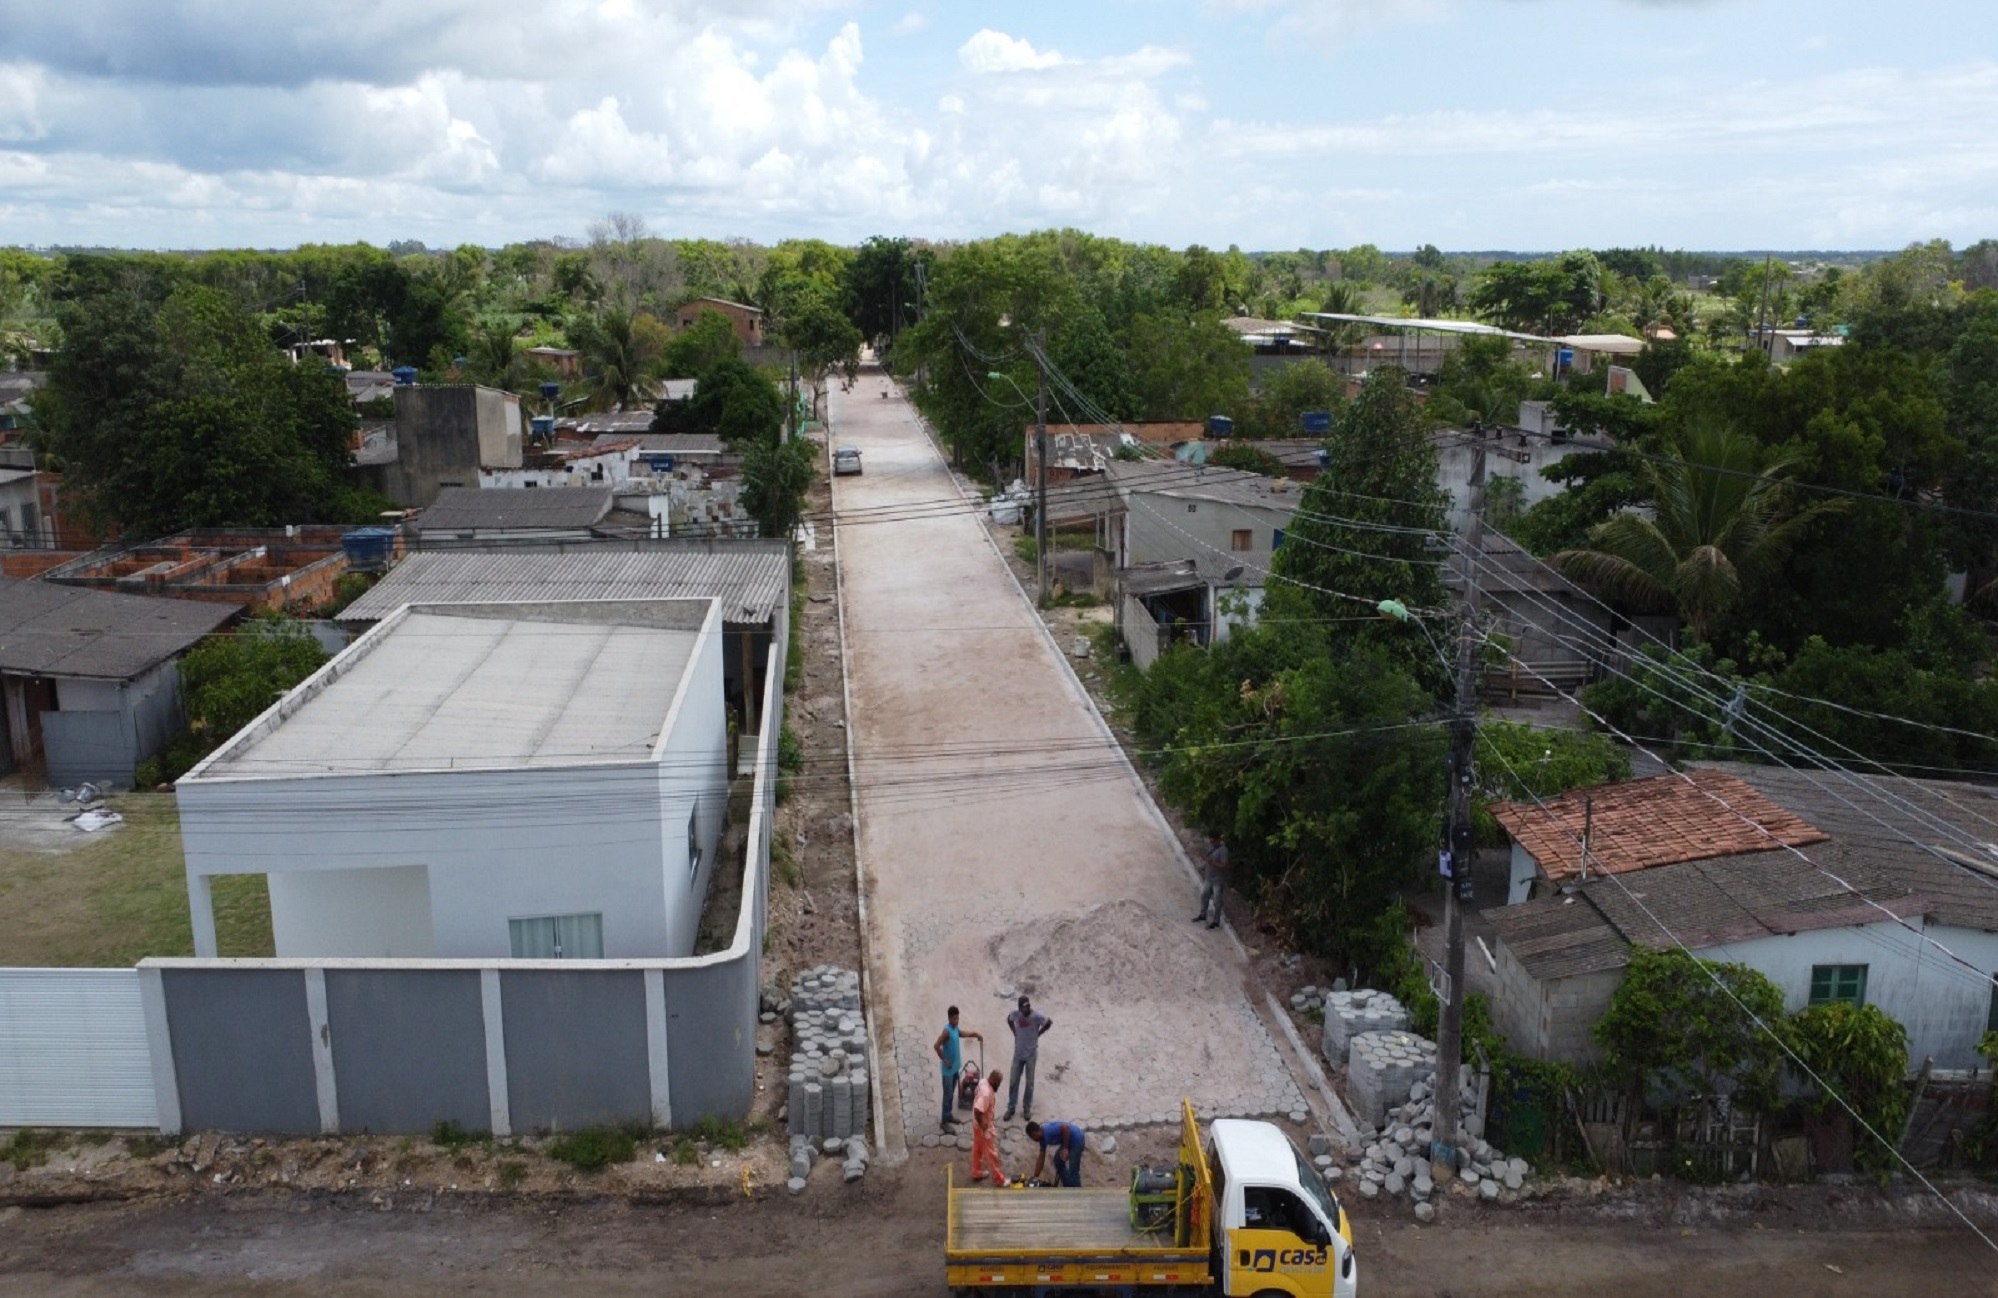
<box><xmin>952</xmin><ymin>1186</ymin><xmax>1199</xmax><ymax>1256</ymax></box>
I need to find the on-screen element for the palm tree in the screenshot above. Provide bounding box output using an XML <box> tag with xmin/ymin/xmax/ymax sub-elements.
<box><xmin>1552</xmin><ymin>422</ymin><xmax>1842</xmax><ymax>643</ymax></box>
<box><xmin>570</xmin><ymin>307</ymin><xmax>667</xmax><ymax>411</ymax></box>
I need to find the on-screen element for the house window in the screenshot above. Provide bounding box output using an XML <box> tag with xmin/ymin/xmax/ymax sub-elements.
<box><xmin>508</xmin><ymin>913</ymin><xmax>604</xmax><ymax>959</ymax></box>
<box><xmin>688</xmin><ymin>802</ymin><xmax>703</xmax><ymax>884</ymax></box>
<box><xmin>1230</xmin><ymin>529</ymin><xmax>1253</xmax><ymax>551</ymax></box>
<box><xmin>1808</xmin><ymin>964</ymin><xmax>1867</xmax><ymax>1007</ymax></box>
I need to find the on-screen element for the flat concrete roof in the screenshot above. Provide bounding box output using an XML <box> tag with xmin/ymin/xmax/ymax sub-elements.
<box><xmin>195</xmin><ymin>605</ymin><xmax>703</xmax><ymax>779</ymax></box>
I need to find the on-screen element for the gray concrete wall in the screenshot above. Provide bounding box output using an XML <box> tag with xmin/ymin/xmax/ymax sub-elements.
<box><xmin>162</xmin><ymin>968</ymin><xmax>319</xmax><ymax>1132</ymax></box>
<box><xmin>325</xmin><ymin>968</ymin><xmax>489</xmax><ymax>1134</ymax></box>
<box><xmin>501</xmin><ymin>969</ymin><xmax>651</xmax><ymax>1131</ymax></box>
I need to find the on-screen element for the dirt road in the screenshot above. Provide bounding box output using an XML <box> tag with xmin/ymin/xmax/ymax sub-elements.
<box><xmin>829</xmin><ymin>367</ymin><xmax>1305</xmax><ymax>1154</ymax></box>
<box><xmin>3</xmin><ymin>1160</ymin><xmax>1990</xmax><ymax>1296</ymax></box>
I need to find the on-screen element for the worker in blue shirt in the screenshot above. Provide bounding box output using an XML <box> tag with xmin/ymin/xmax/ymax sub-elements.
<box><xmin>1024</xmin><ymin>1120</ymin><xmax>1086</xmax><ymax>1188</ymax></box>
<box><xmin>932</xmin><ymin>1006</ymin><xmax>981</xmax><ymax>1134</ymax></box>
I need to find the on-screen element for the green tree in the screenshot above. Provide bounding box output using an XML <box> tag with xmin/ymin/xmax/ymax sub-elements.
<box><xmin>1245</xmin><ymin>358</ymin><xmax>1345</xmax><ymax>438</ymax></box>
<box><xmin>568</xmin><ymin>307</ymin><xmax>669</xmax><ymax>411</ymax></box>
<box><xmin>1469</xmin><ymin>253</ymin><xmax>1604</xmax><ymax>334</ymax></box>
<box><xmin>1124</xmin><ymin>312</ymin><xmax>1251</xmax><ymax>420</ymax></box>
<box><xmin>34</xmin><ymin>282</ymin><xmax>360</xmax><ymax>535</ymax></box>
<box><xmin>691</xmin><ymin>357</ymin><xmax>785</xmax><ymax>450</ymax></box>
<box><xmin>841</xmin><ymin>235</ymin><xmax>927</xmax><ymax>343</ymax></box>
<box><xmin>1472</xmin><ymin>721</ymin><xmax>1631</xmax><ymax>846</ymax></box>
<box><xmin>660</xmin><ymin>307</ymin><xmax>741</xmax><ymax>380</ymax></box>
<box><xmin>1596</xmin><ymin>947</ymin><xmax>1790</xmax><ymax>1111</ymax></box>
<box><xmin>180</xmin><ymin>621</ymin><xmax>331</xmax><ymax>748</ymax></box>
<box><xmin>779</xmin><ymin>289</ymin><xmax>864</xmax><ymax>410</ymax></box>
<box><xmin>1553</xmin><ymin>422</ymin><xmax>1841</xmax><ymax>643</ymax></box>
<box><xmin>1787</xmin><ymin>1001</ymin><xmax>1911</xmax><ymax>1173</ymax></box>
<box><xmin>1131</xmin><ymin>623</ymin><xmax>1446</xmax><ymax>969</ymax></box>
<box><xmin>740</xmin><ymin>436</ymin><xmax>816</xmax><ymax>540</ymax></box>
<box><xmin>1271</xmin><ymin>368</ymin><xmax>1451</xmax><ymax>694</ymax></box>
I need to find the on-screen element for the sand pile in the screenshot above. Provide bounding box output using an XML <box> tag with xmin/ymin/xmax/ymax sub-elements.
<box><xmin>990</xmin><ymin>899</ymin><xmax>1241</xmax><ymax>1006</ymax></box>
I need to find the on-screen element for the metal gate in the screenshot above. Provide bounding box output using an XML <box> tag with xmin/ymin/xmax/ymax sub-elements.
<box><xmin>0</xmin><ymin>970</ymin><xmax>158</xmax><ymax>1128</ymax></box>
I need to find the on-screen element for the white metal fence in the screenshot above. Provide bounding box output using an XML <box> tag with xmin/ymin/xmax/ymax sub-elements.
<box><xmin>0</xmin><ymin>969</ymin><xmax>158</xmax><ymax>1128</ymax></box>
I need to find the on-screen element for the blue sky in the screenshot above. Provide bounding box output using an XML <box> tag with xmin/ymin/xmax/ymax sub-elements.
<box><xmin>0</xmin><ymin>0</ymin><xmax>1990</xmax><ymax>251</ymax></box>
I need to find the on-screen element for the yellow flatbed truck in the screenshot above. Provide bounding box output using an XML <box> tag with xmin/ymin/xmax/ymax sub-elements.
<box><xmin>946</xmin><ymin>1102</ymin><xmax>1357</xmax><ymax>1297</ymax></box>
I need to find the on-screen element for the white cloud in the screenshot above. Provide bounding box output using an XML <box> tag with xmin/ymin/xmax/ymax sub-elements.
<box><xmin>958</xmin><ymin>29</ymin><xmax>1065</xmax><ymax>74</ymax></box>
<box><xmin>1206</xmin><ymin>0</ymin><xmax>1451</xmax><ymax>48</ymax></box>
<box><xmin>889</xmin><ymin>11</ymin><xmax>929</xmax><ymax>36</ymax></box>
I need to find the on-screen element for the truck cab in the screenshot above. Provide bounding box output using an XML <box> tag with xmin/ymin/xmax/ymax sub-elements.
<box><xmin>1208</xmin><ymin>1119</ymin><xmax>1357</xmax><ymax>1298</ymax></box>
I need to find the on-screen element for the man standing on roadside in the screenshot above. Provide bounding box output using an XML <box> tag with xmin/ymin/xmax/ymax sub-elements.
<box><xmin>971</xmin><ymin>1068</ymin><xmax>1005</xmax><ymax>1183</ymax></box>
<box><xmin>933</xmin><ymin>1006</ymin><xmax>981</xmax><ymax>1134</ymax></box>
<box><xmin>1193</xmin><ymin>832</ymin><xmax>1228</xmax><ymax>930</ymax></box>
<box><xmin>1002</xmin><ymin>994</ymin><xmax>1052</xmax><ymax>1123</ymax></box>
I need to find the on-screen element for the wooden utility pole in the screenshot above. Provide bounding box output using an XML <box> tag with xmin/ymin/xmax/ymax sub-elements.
<box><xmin>1432</xmin><ymin>435</ymin><xmax>1486</xmax><ymax>1175</ymax></box>
<box><xmin>1035</xmin><ymin>329</ymin><xmax>1050</xmax><ymax>607</ymax></box>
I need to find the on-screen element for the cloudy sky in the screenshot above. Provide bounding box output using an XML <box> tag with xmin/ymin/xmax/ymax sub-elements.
<box><xmin>1</xmin><ymin>0</ymin><xmax>1991</xmax><ymax>251</ymax></box>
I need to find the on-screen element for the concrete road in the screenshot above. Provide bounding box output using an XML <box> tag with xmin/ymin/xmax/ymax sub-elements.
<box><xmin>829</xmin><ymin>365</ymin><xmax>1303</xmax><ymax>1156</ymax></box>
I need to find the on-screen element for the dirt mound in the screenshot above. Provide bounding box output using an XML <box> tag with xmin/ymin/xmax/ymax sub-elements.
<box><xmin>990</xmin><ymin>899</ymin><xmax>1241</xmax><ymax>1006</ymax></box>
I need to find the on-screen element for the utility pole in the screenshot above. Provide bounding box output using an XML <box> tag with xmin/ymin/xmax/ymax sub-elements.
<box><xmin>1035</xmin><ymin>328</ymin><xmax>1050</xmax><ymax>608</ymax></box>
<box><xmin>1431</xmin><ymin>433</ymin><xmax>1486</xmax><ymax>1178</ymax></box>
<box><xmin>787</xmin><ymin>351</ymin><xmax>799</xmax><ymax>442</ymax></box>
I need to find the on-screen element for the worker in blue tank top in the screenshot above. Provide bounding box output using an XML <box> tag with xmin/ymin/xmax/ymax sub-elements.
<box><xmin>933</xmin><ymin>1006</ymin><xmax>982</xmax><ymax>1134</ymax></box>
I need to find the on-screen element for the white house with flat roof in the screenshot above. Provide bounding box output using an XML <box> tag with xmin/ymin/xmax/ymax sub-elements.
<box><xmin>175</xmin><ymin>598</ymin><xmax>729</xmax><ymax>961</ymax></box>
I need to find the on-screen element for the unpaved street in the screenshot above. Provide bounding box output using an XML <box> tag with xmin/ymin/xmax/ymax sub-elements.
<box><xmin>3</xmin><ymin>1161</ymin><xmax>1991</xmax><ymax>1296</ymax></box>
<box><xmin>829</xmin><ymin>366</ymin><xmax>1305</xmax><ymax>1153</ymax></box>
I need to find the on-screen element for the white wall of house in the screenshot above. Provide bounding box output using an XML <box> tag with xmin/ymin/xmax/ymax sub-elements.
<box><xmin>1699</xmin><ymin>920</ymin><xmax>1998</xmax><ymax>1071</ymax></box>
<box><xmin>1124</xmin><ymin>491</ymin><xmax>1292</xmax><ymax>576</ymax></box>
<box><xmin>178</xmin><ymin>610</ymin><xmax>730</xmax><ymax>961</ymax></box>
<box><xmin>1439</xmin><ymin>434</ymin><xmax>1595</xmax><ymax>533</ymax></box>
<box><xmin>268</xmin><ymin>866</ymin><xmax>435</xmax><ymax>957</ymax></box>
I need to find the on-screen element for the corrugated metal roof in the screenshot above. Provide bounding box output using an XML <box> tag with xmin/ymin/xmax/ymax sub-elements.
<box><xmin>339</xmin><ymin>544</ymin><xmax>791</xmax><ymax>625</ymax></box>
<box><xmin>0</xmin><ymin>577</ymin><xmax>239</xmax><ymax>679</ymax></box>
<box><xmin>1107</xmin><ymin>459</ymin><xmax>1304</xmax><ymax>512</ymax></box>
<box><xmin>413</xmin><ymin>487</ymin><xmax>614</xmax><ymax>533</ymax></box>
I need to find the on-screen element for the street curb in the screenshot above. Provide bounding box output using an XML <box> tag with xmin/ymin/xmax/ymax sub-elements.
<box><xmin>1263</xmin><ymin>990</ymin><xmax>1364</xmax><ymax>1148</ymax></box>
<box><xmin>829</xmin><ymin>371</ymin><xmax>903</xmax><ymax>1167</ymax></box>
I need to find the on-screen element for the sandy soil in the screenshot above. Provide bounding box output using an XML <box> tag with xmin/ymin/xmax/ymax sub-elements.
<box><xmin>3</xmin><ymin>1155</ymin><xmax>1992</xmax><ymax>1297</ymax></box>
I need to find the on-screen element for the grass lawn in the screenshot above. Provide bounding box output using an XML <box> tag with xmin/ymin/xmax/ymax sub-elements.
<box><xmin>0</xmin><ymin>793</ymin><xmax>272</xmax><ymax>966</ymax></box>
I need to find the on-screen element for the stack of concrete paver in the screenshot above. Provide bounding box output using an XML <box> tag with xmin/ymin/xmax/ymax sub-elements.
<box><xmin>1345</xmin><ymin>1030</ymin><xmax>1434</xmax><ymax>1130</ymax></box>
<box><xmin>1346</xmin><ymin>1063</ymin><xmax>1533</xmax><ymax>1218</ymax></box>
<box><xmin>1320</xmin><ymin>988</ymin><xmax>1411</xmax><ymax>1066</ymax></box>
<box><xmin>784</xmin><ymin>966</ymin><xmax>870</xmax><ymax>1145</ymax></box>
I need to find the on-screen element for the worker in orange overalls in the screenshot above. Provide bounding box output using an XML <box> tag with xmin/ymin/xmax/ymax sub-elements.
<box><xmin>971</xmin><ymin>1067</ymin><xmax>1006</xmax><ymax>1183</ymax></box>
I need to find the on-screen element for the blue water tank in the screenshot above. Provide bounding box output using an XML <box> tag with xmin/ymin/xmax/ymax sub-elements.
<box><xmin>1301</xmin><ymin>410</ymin><xmax>1332</xmax><ymax>433</ymax></box>
<box><xmin>1206</xmin><ymin>414</ymin><xmax>1234</xmax><ymax>438</ymax></box>
<box><xmin>1555</xmin><ymin>348</ymin><xmax>1575</xmax><ymax>369</ymax></box>
<box><xmin>530</xmin><ymin>415</ymin><xmax>555</xmax><ymax>440</ymax></box>
<box><xmin>540</xmin><ymin>381</ymin><xmax>563</xmax><ymax>401</ymax></box>
<box><xmin>392</xmin><ymin>365</ymin><xmax>419</xmax><ymax>386</ymax></box>
<box><xmin>342</xmin><ymin>527</ymin><xmax>395</xmax><ymax>570</ymax></box>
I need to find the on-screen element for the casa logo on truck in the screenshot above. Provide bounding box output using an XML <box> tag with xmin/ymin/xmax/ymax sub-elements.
<box><xmin>1243</xmin><ymin>1247</ymin><xmax>1328</xmax><ymax>1271</ymax></box>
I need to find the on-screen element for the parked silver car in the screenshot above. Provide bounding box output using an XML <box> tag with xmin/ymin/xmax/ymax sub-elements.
<box><xmin>833</xmin><ymin>446</ymin><xmax>863</xmax><ymax>476</ymax></box>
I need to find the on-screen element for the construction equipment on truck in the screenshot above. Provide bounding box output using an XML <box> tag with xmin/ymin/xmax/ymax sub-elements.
<box><xmin>945</xmin><ymin>1100</ymin><xmax>1356</xmax><ymax>1296</ymax></box>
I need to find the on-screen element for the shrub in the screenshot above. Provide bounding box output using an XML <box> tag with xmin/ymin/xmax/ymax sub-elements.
<box><xmin>1788</xmin><ymin>1001</ymin><xmax>1911</xmax><ymax>1173</ymax></box>
<box><xmin>544</xmin><ymin>1125</ymin><xmax>640</xmax><ymax>1172</ymax></box>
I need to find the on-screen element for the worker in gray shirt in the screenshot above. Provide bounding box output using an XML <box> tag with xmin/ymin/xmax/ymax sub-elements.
<box><xmin>1002</xmin><ymin>993</ymin><xmax>1052</xmax><ymax>1122</ymax></box>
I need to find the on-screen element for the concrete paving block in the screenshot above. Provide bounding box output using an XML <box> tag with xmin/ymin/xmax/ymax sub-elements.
<box><xmin>1099</xmin><ymin>1135</ymin><xmax>1118</xmax><ymax>1155</ymax></box>
<box><xmin>787</xmin><ymin>1176</ymin><xmax>807</xmax><ymax>1196</ymax></box>
<box><xmin>1479</xmin><ymin>1178</ymin><xmax>1499</xmax><ymax>1201</ymax></box>
<box><xmin>1505</xmin><ymin>1167</ymin><xmax>1523</xmax><ymax>1190</ymax></box>
<box><xmin>1358</xmin><ymin>1180</ymin><xmax>1379</xmax><ymax>1199</ymax></box>
<box><xmin>1309</xmin><ymin>1134</ymin><xmax>1332</xmax><ymax>1156</ymax></box>
<box><xmin>1414</xmin><ymin>1200</ymin><xmax>1436</xmax><ymax>1223</ymax></box>
<box><xmin>1384</xmin><ymin>1171</ymin><xmax>1405</xmax><ymax>1196</ymax></box>
<box><xmin>1323</xmin><ymin>1166</ymin><xmax>1343</xmax><ymax>1182</ymax></box>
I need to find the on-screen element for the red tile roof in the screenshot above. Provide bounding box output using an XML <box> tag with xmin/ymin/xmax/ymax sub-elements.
<box><xmin>1489</xmin><ymin>769</ymin><xmax>1829</xmax><ymax>883</ymax></box>
<box><xmin>562</xmin><ymin>437</ymin><xmax>640</xmax><ymax>461</ymax></box>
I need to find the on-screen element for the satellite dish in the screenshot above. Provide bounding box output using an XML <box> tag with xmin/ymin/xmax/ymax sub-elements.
<box><xmin>1222</xmin><ymin>564</ymin><xmax>1246</xmax><ymax>583</ymax></box>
